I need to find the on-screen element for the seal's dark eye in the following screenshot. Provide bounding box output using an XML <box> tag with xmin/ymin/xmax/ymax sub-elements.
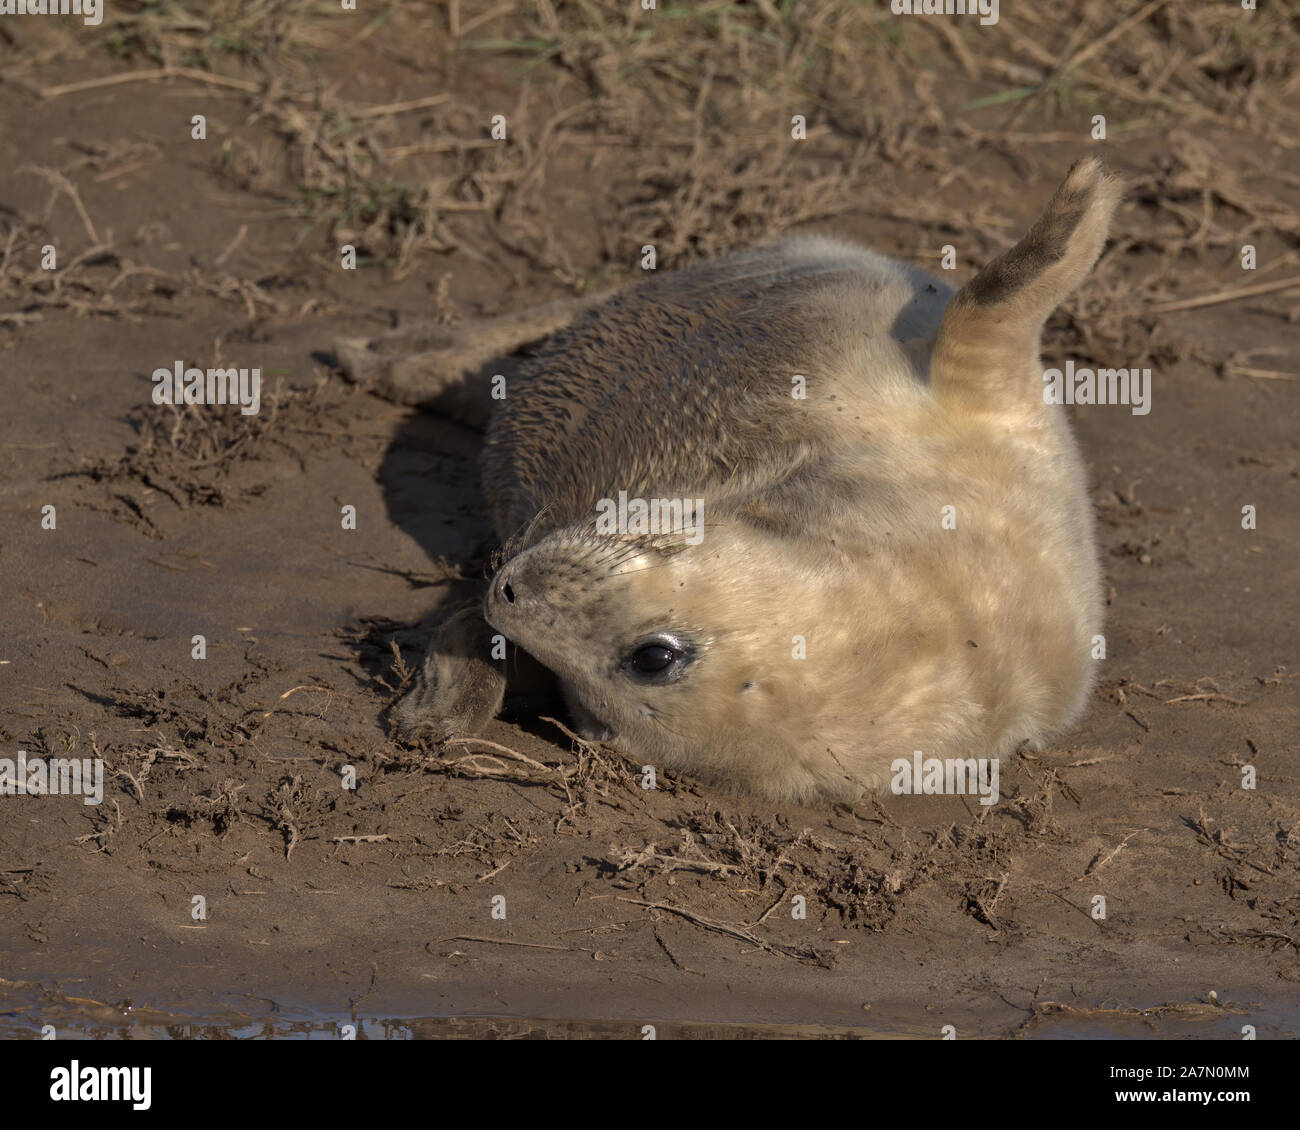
<box><xmin>630</xmin><ymin>644</ymin><xmax>676</xmax><ymax>673</ymax></box>
<box><xmin>622</xmin><ymin>634</ymin><xmax>691</xmax><ymax>683</ymax></box>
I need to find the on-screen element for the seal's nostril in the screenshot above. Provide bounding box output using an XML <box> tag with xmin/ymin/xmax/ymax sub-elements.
<box><xmin>502</xmin><ymin>581</ymin><xmax>516</xmax><ymax>604</ymax></box>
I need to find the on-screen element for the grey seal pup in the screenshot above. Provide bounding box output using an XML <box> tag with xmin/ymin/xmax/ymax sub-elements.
<box><xmin>336</xmin><ymin>157</ymin><xmax>1120</xmax><ymax>802</ymax></box>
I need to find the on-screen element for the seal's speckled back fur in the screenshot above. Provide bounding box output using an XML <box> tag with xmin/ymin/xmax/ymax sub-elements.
<box><xmin>483</xmin><ymin>238</ymin><xmax>947</xmax><ymax>542</ymax></box>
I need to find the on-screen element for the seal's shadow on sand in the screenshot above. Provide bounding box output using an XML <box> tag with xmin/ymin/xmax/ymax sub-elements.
<box><xmin>361</xmin><ymin>351</ymin><xmax>564</xmax><ymax>731</ymax></box>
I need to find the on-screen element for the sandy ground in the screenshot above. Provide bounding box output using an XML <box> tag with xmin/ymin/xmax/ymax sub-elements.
<box><xmin>1</xmin><ymin>2</ymin><xmax>1298</xmax><ymax>1038</ymax></box>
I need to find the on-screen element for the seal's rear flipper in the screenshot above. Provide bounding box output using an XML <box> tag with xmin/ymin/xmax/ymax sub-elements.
<box><xmin>928</xmin><ymin>157</ymin><xmax>1121</xmax><ymax>414</ymax></box>
<box><xmin>332</xmin><ymin>294</ymin><xmax>605</xmax><ymax>426</ymax></box>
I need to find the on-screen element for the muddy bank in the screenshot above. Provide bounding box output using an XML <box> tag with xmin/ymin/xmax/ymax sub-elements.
<box><xmin>2</xmin><ymin>2</ymin><xmax>1298</xmax><ymax>1039</ymax></box>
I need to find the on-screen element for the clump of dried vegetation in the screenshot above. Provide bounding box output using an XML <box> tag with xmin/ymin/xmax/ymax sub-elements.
<box><xmin>4</xmin><ymin>1</ymin><xmax>1296</xmax><ymax>330</ymax></box>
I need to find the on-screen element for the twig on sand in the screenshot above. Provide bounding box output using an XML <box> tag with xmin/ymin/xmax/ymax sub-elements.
<box><xmin>1083</xmin><ymin>830</ymin><xmax>1143</xmax><ymax>876</ymax></box>
<box><xmin>439</xmin><ymin>737</ymin><xmax>557</xmax><ymax>775</ymax></box>
<box><xmin>42</xmin><ymin>67</ymin><xmax>262</xmax><ymax>98</ymax></box>
<box><xmin>350</xmin><ymin>93</ymin><xmax>452</xmax><ymax>120</ymax></box>
<box><xmin>1163</xmin><ymin>692</ymin><xmax>1247</xmax><ymax>707</ymax></box>
<box><xmin>21</xmin><ymin>165</ymin><xmax>100</xmax><ymax>244</ymax></box>
<box><xmin>439</xmin><ymin>738</ymin><xmax>561</xmax><ymax>780</ymax></box>
<box><xmin>1149</xmin><ymin>274</ymin><xmax>1300</xmax><ymax>314</ymax></box>
<box><xmin>441</xmin><ymin>935</ymin><xmax>577</xmax><ymax>952</ymax></box>
<box><xmin>260</xmin><ymin>685</ymin><xmax>335</xmax><ymax>721</ymax></box>
<box><xmin>618</xmin><ymin>897</ymin><xmax>832</xmax><ymax>967</ymax></box>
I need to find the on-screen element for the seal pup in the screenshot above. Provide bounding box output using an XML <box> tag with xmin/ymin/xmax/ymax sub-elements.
<box><xmin>337</xmin><ymin>157</ymin><xmax>1120</xmax><ymax>803</ymax></box>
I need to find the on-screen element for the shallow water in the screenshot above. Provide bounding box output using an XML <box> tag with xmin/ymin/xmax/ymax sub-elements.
<box><xmin>3</xmin><ymin>991</ymin><xmax>1296</xmax><ymax>1040</ymax></box>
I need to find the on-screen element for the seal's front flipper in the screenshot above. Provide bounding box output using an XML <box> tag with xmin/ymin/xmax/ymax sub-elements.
<box><xmin>391</xmin><ymin>605</ymin><xmax>506</xmax><ymax>742</ymax></box>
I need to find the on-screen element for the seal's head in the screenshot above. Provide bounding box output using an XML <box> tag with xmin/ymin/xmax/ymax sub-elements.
<box><xmin>483</xmin><ymin>512</ymin><xmax>1006</xmax><ymax>802</ymax></box>
<box><xmin>488</xmin><ymin>518</ymin><xmax>813</xmax><ymax>797</ymax></box>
